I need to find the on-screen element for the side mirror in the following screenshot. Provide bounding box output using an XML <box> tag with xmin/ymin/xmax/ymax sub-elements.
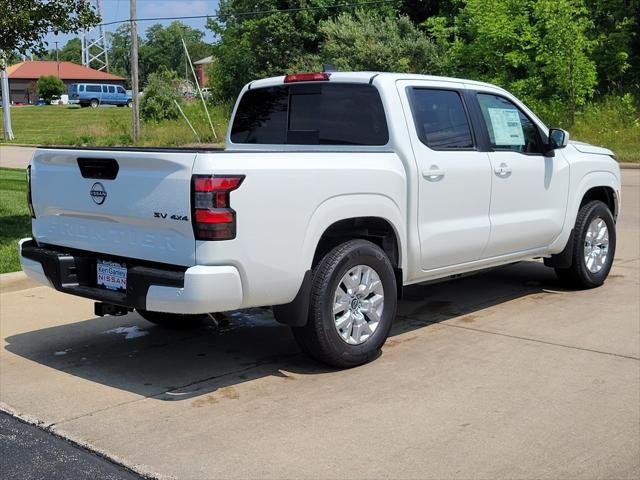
<box><xmin>549</xmin><ymin>128</ymin><xmax>570</xmax><ymax>150</ymax></box>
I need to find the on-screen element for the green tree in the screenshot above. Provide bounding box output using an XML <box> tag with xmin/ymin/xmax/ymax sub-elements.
<box><xmin>140</xmin><ymin>67</ymin><xmax>181</xmax><ymax>123</ymax></box>
<box><xmin>319</xmin><ymin>10</ymin><xmax>444</xmax><ymax>74</ymax></box>
<box><xmin>206</xmin><ymin>0</ymin><xmax>391</xmax><ymax>99</ymax></box>
<box><xmin>41</xmin><ymin>38</ymin><xmax>82</xmax><ymax>63</ymax></box>
<box><xmin>57</xmin><ymin>38</ymin><xmax>82</xmax><ymax>63</ymax></box>
<box><xmin>533</xmin><ymin>0</ymin><xmax>597</xmax><ymax>121</ymax></box>
<box><xmin>585</xmin><ymin>0</ymin><xmax>639</xmax><ymax>92</ymax></box>
<box><xmin>141</xmin><ymin>21</ymin><xmax>210</xmax><ymax>82</ymax></box>
<box><xmin>429</xmin><ymin>0</ymin><xmax>597</xmax><ymax>120</ymax></box>
<box><xmin>0</xmin><ymin>0</ymin><xmax>99</xmax><ymax>55</ymax></box>
<box><xmin>108</xmin><ymin>25</ymin><xmax>140</xmax><ymax>86</ymax></box>
<box><xmin>36</xmin><ymin>75</ymin><xmax>66</xmax><ymax>103</ymax></box>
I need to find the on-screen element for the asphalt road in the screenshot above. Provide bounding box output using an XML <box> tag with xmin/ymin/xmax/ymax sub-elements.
<box><xmin>0</xmin><ymin>170</ymin><xmax>638</xmax><ymax>480</ymax></box>
<box><xmin>0</xmin><ymin>411</ymin><xmax>142</xmax><ymax>480</ymax></box>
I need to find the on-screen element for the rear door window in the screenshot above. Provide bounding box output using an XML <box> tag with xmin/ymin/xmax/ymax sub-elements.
<box><xmin>102</xmin><ymin>85</ymin><xmax>108</xmax><ymax>93</ymax></box>
<box><xmin>408</xmin><ymin>88</ymin><xmax>474</xmax><ymax>149</ymax></box>
<box><xmin>230</xmin><ymin>83</ymin><xmax>388</xmax><ymax>145</ymax></box>
<box><xmin>108</xmin><ymin>86</ymin><xmax>115</xmax><ymax>93</ymax></box>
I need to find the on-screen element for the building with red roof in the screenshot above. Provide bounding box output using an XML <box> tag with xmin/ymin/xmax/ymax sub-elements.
<box><xmin>4</xmin><ymin>61</ymin><xmax>125</xmax><ymax>104</ymax></box>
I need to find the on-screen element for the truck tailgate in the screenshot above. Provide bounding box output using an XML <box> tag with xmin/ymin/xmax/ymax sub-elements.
<box><xmin>30</xmin><ymin>148</ymin><xmax>198</xmax><ymax>267</ymax></box>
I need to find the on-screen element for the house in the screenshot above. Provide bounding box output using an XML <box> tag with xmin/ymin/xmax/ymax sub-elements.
<box><xmin>4</xmin><ymin>61</ymin><xmax>126</xmax><ymax>104</ymax></box>
<box><xmin>193</xmin><ymin>56</ymin><xmax>214</xmax><ymax>87</ymax></box>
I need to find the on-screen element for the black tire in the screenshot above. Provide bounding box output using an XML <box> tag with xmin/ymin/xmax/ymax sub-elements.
<box><xmin>90</xmin><ymin>98</ymin><xmax>99</xmax><ymax>108</ymax></box>
<box><xmin>136</xmin><ymin>309</ymin><xmax>207</xmax><ymax>329</ymax></box>
<box><xmin>126</xmin><ymin>100</ymin><xmax>133</xmax><ymax>108</ymax></box>
<box><xmin>292</xmin><ymin>239</ymin><xmax>397</xmax><ymax>368</ymax></box>
<box><xmin>555</xmin><ymin>200</ymin><xmax>616</xmax><ymax>289</ymax></box>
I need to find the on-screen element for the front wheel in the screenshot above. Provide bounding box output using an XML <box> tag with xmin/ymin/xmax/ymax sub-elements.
<box><xmin>292</xmin><ymin>239</ymin><xmax>397</xmax><ymax>368</ymax></box>
<box><xmin>555</xmin><ymin>200</ymin><xmax>616</xmax><ymax>289</ymax></box>
<box><xmin>136</xmin><ymin>309</ymin><xmax>208</xmax><ymax>329</ymax></box>
<box><xmin>126</xmin><ymin>100</ymin><xmax>133</xmax><ymax>108</ymax></box>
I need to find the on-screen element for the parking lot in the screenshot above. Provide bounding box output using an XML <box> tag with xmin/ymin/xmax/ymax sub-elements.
<box><xmin>1</xmin><ymin>170</ymin><xmax>638</xmax><ymax>480</ymax></box>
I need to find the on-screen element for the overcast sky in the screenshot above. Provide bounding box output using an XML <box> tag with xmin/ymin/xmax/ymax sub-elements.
<box><xmin>43</xmin><ymin>0</ymin><xmax>220</xmax><ymax>49</ymax></box>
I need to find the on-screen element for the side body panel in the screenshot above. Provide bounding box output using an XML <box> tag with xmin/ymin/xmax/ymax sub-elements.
<box><xmin>192</xmin><ymin>151</ymin><xmax>407</xmax><ymax>307</ymax></box>
<box><xmin>547</xmin><ymin>145</ymin><xmax>621</xmax><ymax>253</ymax></box>
<box><xmin>395</xmin><ymin>79</ymin><xmax>493</xmax><ymax>270</ymax></box>
<box><xmin>469</xmin><ymin>86</ymin><xmax>571</xmax><ymax>257</ymax></box>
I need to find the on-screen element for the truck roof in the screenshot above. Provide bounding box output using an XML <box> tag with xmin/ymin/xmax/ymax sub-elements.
<box><xmin>248</xmin><ymin>71</ymin><xmax>506</xmax><ymax>92</ymax></box>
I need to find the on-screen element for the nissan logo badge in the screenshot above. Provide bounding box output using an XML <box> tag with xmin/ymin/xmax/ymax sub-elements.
<box><xmin>90</xmin><ymin>182</ymin><xmax>107</xmax><ymax>205</ymax></box>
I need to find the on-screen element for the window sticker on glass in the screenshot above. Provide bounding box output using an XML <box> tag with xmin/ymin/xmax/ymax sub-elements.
<box><xmin>487</xmin><ymin>108</ymin><xmax>525</xmax><ymax>146</ymax></box>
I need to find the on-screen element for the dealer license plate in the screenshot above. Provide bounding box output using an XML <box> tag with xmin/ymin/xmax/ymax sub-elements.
<box><xmin>97</xmin><ymin>261</ymin><xmax>127</xmax><ymax>291</ymax></box>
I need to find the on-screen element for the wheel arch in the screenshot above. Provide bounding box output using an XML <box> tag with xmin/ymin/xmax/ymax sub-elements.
<box><xmin>580</xmin><ymin>185</ymin><xmax>618</xmax><ymax>221</ymax></box>
<box><xmin>547</xmin><ymin>170</ymin><xmax>620</xmax><ymax>256</ymax></box>
<box><xmin>302</xmin><ymin>194</ymin><xmax>406</xmax><ymax>275</ymax></box>
<box><xmin>274</xmin><ymin>194</ymin><xmax>406</xmax><ymax>327</ymax></box>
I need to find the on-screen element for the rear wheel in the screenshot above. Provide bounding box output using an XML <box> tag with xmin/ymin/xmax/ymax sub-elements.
<box><xmin>136</xmin><ymin>309</ymin><xmax>207</xmax><ymax>329</ymax></box>
<box><xmin>90</xmin><ymin>98</ymin><xmax>99</xmax><ymax>108</ymax></box>
<box><xmin>292</xmin><ymin>239</ymin><xmax>397</xmax><ymax>368</ymax></box>
<box><xmin>555</xmin><ymin>200</ymin><xmax>616</xmax><ymax>289</ymax></box>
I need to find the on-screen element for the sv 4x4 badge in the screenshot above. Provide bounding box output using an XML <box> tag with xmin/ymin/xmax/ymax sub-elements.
<box><xmin>154</xmin><ymin>212</ymin><xmax>189</xmax><ymax>221</ymax></box>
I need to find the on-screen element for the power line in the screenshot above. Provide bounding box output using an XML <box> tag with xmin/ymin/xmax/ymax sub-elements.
<box><xmin>97</xmin><ymin>0</ymin><xmax>398</xmax><ymax>27</ymax></box>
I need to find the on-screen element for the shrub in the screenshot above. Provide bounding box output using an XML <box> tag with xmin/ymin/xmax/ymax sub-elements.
<box><xmin>36</xmin><ymin>75</ymin><xmax>65</xmax><ymax>103</ymax></box>
<box><xmin>140</xmin><ymin>68</ymin><xmax>181</xmax><ymax>123</ymax></box>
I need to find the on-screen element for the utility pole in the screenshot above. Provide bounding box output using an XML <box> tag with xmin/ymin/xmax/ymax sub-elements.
<box><xmin>1</xmin><ymin>53</ymin><xmax>15</xmax><ymax>141</ymax></box>
<box><xmin>130</xmin><ymin>0</ymin><xmax>140</xmax><ymax>143</ymax></box>
<box><xmin>54</xmin><ymin>41</ymin><xmax>60</xmax><ymax>78</ymax></box>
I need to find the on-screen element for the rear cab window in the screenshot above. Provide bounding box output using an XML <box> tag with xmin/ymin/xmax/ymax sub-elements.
<box><xmin>86</xmin><ymin>85</ymin><xmax>101</xmax><ymax>93</ymax></box>
<box><xmin>230</xmin><ymin>83</ymin><xmax>389</xmax><ymax>146</ymax></box>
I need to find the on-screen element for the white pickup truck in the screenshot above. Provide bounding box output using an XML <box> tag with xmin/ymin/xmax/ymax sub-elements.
<box><xmin>20</xmin><ymin>72</ymin><xmax>621</xmax><ymax>367</ymax></box>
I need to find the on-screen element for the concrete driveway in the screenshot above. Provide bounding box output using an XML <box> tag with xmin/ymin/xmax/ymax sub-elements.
<box><xmin>0</xmin><ymin>146</ymin><xmax>36</xmax><ymax>169</ymax></box>
<box><xmin>1</xmin><ymin>171</ymin><xmax>638</xmax><ymax>480</ymax></box>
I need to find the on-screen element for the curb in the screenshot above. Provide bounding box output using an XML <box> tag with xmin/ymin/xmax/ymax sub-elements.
<box><xmin>0</xmin><ymin>270</ymin><xmax>39</xmax><ymax>293</ymax></box>
<box><xmin>0</xmin><ymin>403</ymin><xmax>160</xmax><ymax>480</ymax></box>
<box><xmin>620</xmin><ymin>162</ymin><xmax>640</xmax><ymax>169</ymax></box>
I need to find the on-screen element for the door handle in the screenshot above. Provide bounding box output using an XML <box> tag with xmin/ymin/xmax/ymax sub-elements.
<box><xmin>494</xmin><ymin>163</ymin><xmax>512</xmax><ymax>177</ymax></box>
<box><xmin>422</xmin><ymin>166</ymin><xmax>445</xmax><ymax>181</ymax></box>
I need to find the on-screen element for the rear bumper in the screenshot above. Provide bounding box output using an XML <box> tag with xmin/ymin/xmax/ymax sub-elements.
<box><xmin>19</xmin><ymin>238</ymin><xmax>243</xmax><ymax>314</ymax></box>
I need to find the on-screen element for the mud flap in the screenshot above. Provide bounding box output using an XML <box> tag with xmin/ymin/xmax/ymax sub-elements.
<box><xmin>272</xmin><ymin>270</ymin><xmax>312</xmax><ymax>327</ymax></box>
<box><xmin>544</xmin><ymin>229</ymin><xmax>575</xmax><ymax>269</ymax></box>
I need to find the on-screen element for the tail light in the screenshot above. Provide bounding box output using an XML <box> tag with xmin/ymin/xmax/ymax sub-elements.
<box><xmin>26</xmin><ymin>165</ymin><xmax>35</xmax><ymax>218</ymax></box>
<box><xmin>191</xmin><ymin>175</ymin><xmax>244</xmax><ymax>240</ymax></box>
<box><xmin>284</xmin><ymin>72</ymin><xmax>331</xmax><ymax>83</ymax></box>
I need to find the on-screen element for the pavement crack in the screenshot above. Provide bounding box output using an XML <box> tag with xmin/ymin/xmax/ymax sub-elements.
<box><xmin>52</xmin><ymin>352</ymin><xmax>301</xmax><ymax>427</ymax></box>
<box><xmin>436</xmin><ymin>322</ymin><xmax>640</xmax><ymax>360</ymax></box>
<box><xmin>153</xmin><ymin>352</ymin><xmax>302</xmax><ymax>398</ymax></box>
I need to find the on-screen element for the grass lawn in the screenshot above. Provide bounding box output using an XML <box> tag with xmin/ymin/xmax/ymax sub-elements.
<box><xmin>0</xmin><ymin>168</ymin><xmax>30</xmax><ymax>273</ymax></box>
<box><xmin>1</xmin><ymin>103</ymin><xmax>229</xmax><ymax>147</ymax></box>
